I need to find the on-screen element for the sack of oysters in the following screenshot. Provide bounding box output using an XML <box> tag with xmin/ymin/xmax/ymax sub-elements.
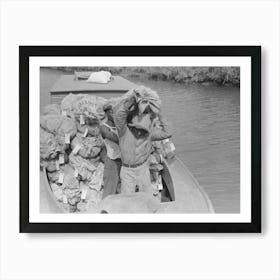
<box><xmin>40</xmin><ymin>95</ymin><xmax>106</xmax><ymax>213</ymax></box>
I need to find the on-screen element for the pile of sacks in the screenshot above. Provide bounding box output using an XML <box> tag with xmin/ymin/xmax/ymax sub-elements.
<box><xmin>40</xmin><ymin>94</ymin><xmax>107</xmax><ymax>213</ymax></box>
<box><xmin>40</xmin><ymin>90</ymin><xmax>176</xmax><ymax>213</ymax></box>
<box><xmin>149</xmin><ymin>139</ymin><xmax>175</xmax><ymax>200</ymax></box>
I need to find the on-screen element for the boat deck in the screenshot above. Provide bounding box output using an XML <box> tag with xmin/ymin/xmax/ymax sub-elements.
<box><xmin>50</xmin><ymin>74</ymin><xmax>136</xmax><ymax>105</ymax></box>
<box><xmin>51</xmin><ymin>74</ymin><xmax>136</xmax><ymax>94</ymax></box>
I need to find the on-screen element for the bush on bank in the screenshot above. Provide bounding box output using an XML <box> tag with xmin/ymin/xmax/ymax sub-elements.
<box><xmin>128</xmin><ymin>67</ymin><xmax>240</xmax><ymax>86</ymax></box>
<box><xmin>47</xmin><ymin>67</ymin><xmax>240</xmax><ymax>87</ymax></box>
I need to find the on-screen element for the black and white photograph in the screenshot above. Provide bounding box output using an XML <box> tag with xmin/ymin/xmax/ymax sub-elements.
<box><xmin>40</xmin><ymin>66</ymin><xmax>240</xmax><ymax>214</ymax></box>
<box><xmin>20</xmin><ymin>46</ymin><xmax>260</xmax><ymax>232</ymax></box>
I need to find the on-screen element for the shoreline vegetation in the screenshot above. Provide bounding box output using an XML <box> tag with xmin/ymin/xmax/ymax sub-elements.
<box><xmin>46</xmin><ymin>67</ymin><xmax>240</xmax><ymax>87</ymax></box>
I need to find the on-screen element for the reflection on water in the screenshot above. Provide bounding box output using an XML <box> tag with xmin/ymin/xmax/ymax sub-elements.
<box><xmin>40</xmin><ymin>69</ymin><xmax>240</xmax><ymax>213</ymax></box>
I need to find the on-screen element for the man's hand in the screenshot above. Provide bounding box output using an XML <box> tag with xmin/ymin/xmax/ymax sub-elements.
<box><xmin>124</xmin><ymin>92</ymin><xmax>137</xmax><ymax>110</ymax></box>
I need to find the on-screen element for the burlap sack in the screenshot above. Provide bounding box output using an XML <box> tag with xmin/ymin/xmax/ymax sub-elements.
<box><xmin>40</xmin><ymin>128</ymin><xmax>62</xmax><ymax>160</ymax></box>
<box><xmin>40</xmin><ymin>115</ymin><xmax>77</xmax><ymax>139</ymax></box>
<box><xmin>68</xmin><ymin>153</ymin><xmax>99</xmax><ymax>181</ymax></box>
<box><xmin>42</xmin><ymin>104</ymin><xmax>61</xmax><ymax>116</ymax></box>
<box><xmin>71</xmin><ymin>135</ymin><xmax>103</xmax><ymax>159</ymax></box>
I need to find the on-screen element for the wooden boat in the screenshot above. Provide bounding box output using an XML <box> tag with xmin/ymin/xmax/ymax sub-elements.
<box><xmin>41</xmin><ymin>73</ymin><xmax>214</xmax><ymax>213</ymax></box>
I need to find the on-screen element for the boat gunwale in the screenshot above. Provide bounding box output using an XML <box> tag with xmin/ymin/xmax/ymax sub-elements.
<box><xmin>173</xmin><ymin>156</ymin><xmax>215</xmax><ymax>213</ymax></box>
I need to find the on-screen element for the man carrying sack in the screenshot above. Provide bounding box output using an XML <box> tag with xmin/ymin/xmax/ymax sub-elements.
<box><xmin>113</xmin><ymin>86</ymin><xmax>172</xmax><ymax>194</ymax></box>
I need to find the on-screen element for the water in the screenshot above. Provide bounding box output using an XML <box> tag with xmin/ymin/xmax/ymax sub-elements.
<box><xmin>40</xmin><ymin>68</ymin><xmax>240</xmax><ymax>213</ymax></box>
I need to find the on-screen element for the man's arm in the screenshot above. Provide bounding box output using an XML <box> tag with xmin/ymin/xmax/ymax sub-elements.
<box><xmin>151</xmin><ymin>116</ymin><xmax>173</xmax><ymax>141</ymax></box>
<box><xmin>99</xmin><ymin>123</ymin><xmax>119</xmax><ymax>144</ymax></box>
<box><xmin>113</xmin><ymin>93</ymin><xmax>136</xmax><ymax>137</ymax></box>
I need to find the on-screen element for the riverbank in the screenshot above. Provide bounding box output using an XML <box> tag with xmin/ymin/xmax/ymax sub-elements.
<box><xmin>45</xmin><ymin>67</ymin><xmax>240</xmax><ymax>87</ymax></box>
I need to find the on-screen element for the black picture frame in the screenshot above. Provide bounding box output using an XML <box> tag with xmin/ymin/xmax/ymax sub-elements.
<box><xmin>20</xmin><ymin>46</ymin><xmax>261</xmax><ymax>233</ymax></box>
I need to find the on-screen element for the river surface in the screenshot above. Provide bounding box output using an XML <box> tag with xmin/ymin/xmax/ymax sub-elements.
<box><xmin>40</xmin><ymin>68</ymin><xmax>240</xmax><ymax>213</ymax></box>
